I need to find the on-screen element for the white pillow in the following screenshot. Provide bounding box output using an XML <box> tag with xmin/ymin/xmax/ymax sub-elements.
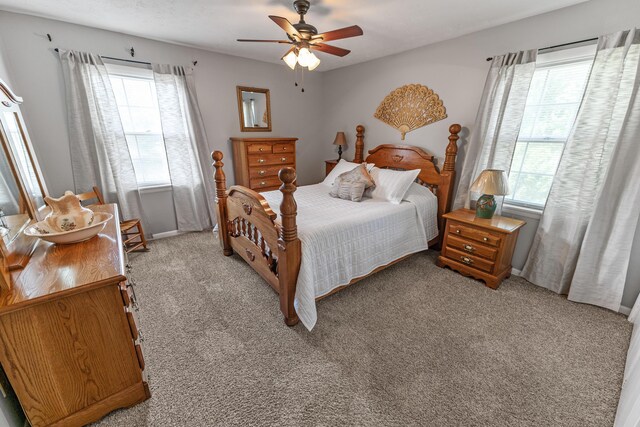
<box><xmin>322</xmin><ymin>159</ymin><xmax>375</xmax><ymax>186</ymax></box>
<box><xmin>367</xmin><ymin>167</ymin><xmax>421</xmax><ymax>204</ymax></box>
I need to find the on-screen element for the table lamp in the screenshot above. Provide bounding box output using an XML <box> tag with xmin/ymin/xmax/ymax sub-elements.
<box><xmin>470</xmin><ymin>169</ymin><xmax>510</xmax><ymax>219</ymax></box>
<box><xmin>333</xmin><ymin>132</ymin><xmax>347</xmax><ymax>160</ymax></box>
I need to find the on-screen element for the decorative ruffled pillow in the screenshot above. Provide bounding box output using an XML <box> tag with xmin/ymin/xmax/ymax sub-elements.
<box><xmin>329</xmin><ymin>163</ymin><xmax>376</xmax><ymax>202</ymax></box>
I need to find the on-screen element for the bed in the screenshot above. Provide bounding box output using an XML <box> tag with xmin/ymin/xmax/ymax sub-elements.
<box><xmin>212</xmin><ymin>124</ymin><xmax>461</xmax><ymax>329</ymax></box>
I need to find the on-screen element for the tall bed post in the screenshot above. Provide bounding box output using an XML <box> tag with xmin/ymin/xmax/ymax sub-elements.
<box><xmin>436</xmin><ymin>124</ymin><xmax>461</xmax><ymax>243</ymax></box>
<box><xmin>212</xmin><ymin>151</ymin><xmax>232</xmax><ymax>256</ymax></box>
<box><xmin>353</xmin><ymin>125</ymin><xmax>365</xmax><ymax>163</ymax></box>
<box><xmin>277</xmin><ymin>167</ymin><xmax>301</xmax><ymax>326</ymax></box>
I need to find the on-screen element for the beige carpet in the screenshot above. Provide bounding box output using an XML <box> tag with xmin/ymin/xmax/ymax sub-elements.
<box><xmin>96</xmin><ymin>231</ymin><xmax>632</xmax><ymax>426</ymax></box>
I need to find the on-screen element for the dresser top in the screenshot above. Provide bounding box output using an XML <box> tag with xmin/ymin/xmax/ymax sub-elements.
<box><xmin>0</xmin><ymin>204</ymin><xmax>126</xmax><ymax>313</ymax></box>
<box><xmin>443</xmin><ymin>208</ymin><xmax>525</xmax><ymax>233</ymax></box>
<box><xmin>230</xmin><ymin>137</ymin><xmax>298</xmax><ymax>143</ymax></box>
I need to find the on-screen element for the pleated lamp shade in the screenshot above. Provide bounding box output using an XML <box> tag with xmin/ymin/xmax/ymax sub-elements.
<box><xmin>470</xmin><ymin>169</ymin><xmax>510</xmax><ymax>196</ymax></box>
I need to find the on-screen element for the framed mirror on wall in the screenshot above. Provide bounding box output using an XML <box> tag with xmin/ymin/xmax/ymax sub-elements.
<box><xmin>0</xmin><ymin>78</ymin><xmax>49</xmax><ymax>289</ymax></box>
<box><xmin>236</xmin><ymin>86</ymin><xmax>271</xmax><ymax>132</ymax></box>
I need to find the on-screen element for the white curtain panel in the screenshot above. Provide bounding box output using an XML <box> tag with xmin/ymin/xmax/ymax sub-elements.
<box><xmin>569</xmin><ymin>32</ymin><xmax>640</xmax><ymax>310</ymax></box>
<box><xmin>59</xmin><ymin>50</ymin><xmax>146</xmax><ymax>225</ymax></box>
<box><xmin>614</xmin><ymin>297</ymin><xmax>640</xmax><ymax>427</ymax></box>
<box><xmin>152</xmin><ymin>64</ymin><xmax>215</xmax><ymax>231</ymax></box>
<box><xmin>453</xmin><ymin>50</ymin><xmax>537</xmax><ymax>212</ymax></box>
<box><xmin>522</xmin><ymin>30</ymin><xmax>640</xmax><ymax>302</ymax></box>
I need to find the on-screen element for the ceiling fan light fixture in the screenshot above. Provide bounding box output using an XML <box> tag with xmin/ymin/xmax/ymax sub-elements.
<box><xmin>282</xmin><ymin>50</ymin><xmax>298</xmax><ymax>70</ymax></box>
<box><xmin>307</xmin><ymin>53</ymin><xmax>321</xmax><ymax>70</ymax></box>
<box><xmin>296</xmin><ymin>47</ymin><xmax>314</xmax><ymax>67</ymax></box>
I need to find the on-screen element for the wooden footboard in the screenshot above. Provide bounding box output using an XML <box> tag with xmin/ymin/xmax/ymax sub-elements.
<box><xmin>212</xmin><ymin>151</ymin><xmax>301</xmax><ymax>326</ymax></box>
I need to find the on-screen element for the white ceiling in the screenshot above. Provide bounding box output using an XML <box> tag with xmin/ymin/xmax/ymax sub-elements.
<box><xmin>0</xmin><ymin>0</ymin><xmax>588</xmax><ymax>71</ymax></box>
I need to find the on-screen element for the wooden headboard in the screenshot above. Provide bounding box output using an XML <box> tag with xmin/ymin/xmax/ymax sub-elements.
<box><xmin>353</xmin><ymin>124</ymin><xmax>462</xmax><ymax>245</ymax></box>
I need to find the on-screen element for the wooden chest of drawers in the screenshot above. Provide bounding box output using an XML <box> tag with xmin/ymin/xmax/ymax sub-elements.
<box><xmin>436</xmin><ymin>209</ymin><xmax>525</xmax><ymax>289</ymax></box>
<box><xmin>0</xmin><ymin>204</ymin><xmax>149</xmax><ymax>426</ymax></box>
<box><xmin>231</xmin><ymin>137</ymin><xmax>298</xmax><ymax>192</ymax></box>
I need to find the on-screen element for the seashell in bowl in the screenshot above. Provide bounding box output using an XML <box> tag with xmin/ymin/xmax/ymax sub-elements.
<box><xmin>24</xmin><ymin>212</ymin><xmax>113</xmax><ymax>244</ymax></box>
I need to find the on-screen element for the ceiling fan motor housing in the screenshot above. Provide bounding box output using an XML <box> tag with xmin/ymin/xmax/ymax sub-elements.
<box><xmin>293</xmin><ymin>0</ymin><xmax>318</xmax><ymax>36</ymax></box>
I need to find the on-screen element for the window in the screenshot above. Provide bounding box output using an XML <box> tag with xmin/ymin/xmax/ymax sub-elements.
<box><xmin>504</xmin><ymin>46</ymin><xmax>595</xmax><ymax>209</ymax></box>
<box><xmin>107</xmin><ymin>64</ymin><xmax>171</xmax><ymax>187</ymax></box>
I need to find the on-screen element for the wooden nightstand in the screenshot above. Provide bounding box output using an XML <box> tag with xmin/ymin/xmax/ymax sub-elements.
<box><xmin>436</xmin><ymin>208</ymin><xmax>525</xmax><ymax>289</ymax></box>
<box><xmin>325</xmin><ymin>159</ymin><xmax>338</xmax><ymax>176</ymax></box>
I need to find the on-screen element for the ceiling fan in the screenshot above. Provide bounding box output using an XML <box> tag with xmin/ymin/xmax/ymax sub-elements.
<box><xmin>237</xmin><ymin>0</ymin><xmax>363</xmax><ymax>71</ymax></box>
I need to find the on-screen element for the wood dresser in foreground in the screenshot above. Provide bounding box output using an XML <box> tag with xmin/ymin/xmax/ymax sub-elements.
<box><xmin>0</xmin><ymin>204</ymin><xmax>149</xmax><ymax>427</ymax></box>
<box><xmin>231</xmin><ymin>137</ymin><xmax>297</xmax><ymax>192</ymax></box>
<box><xmin>437</xmin><ymin>209</ymin><xmax>525</xmax><ymax>289</ymax></box>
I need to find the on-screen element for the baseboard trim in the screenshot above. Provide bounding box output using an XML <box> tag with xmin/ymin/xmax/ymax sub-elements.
<box><xmin>511</xmin><ymin>268</ymin><xmax>522</xmax><ymax>276</ymax></box>
<box><xmin>620</xmin><ymin>305</ymin><xmax>632</xmax><ymax>316</ymax></box>
<box><xmin>151</xmin><ymin>230</ymin><xmax>181</xmax><ymax>240</ymax></box>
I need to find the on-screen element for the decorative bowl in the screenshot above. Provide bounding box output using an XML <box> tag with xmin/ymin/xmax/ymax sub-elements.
<box><xmin>24</xmin><ymin>213</ymin><xmax>113</xmax><ymax>244</ymax></box>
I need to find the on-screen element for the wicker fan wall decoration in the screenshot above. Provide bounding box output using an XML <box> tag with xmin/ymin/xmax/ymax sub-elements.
<box><xmin>374</xmin><ymin>84</ymin><xmax>447</xmax><ymax>140</ymax></box>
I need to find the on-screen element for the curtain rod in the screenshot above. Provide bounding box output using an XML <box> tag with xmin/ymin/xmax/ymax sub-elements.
<box><xmin>485</xmin><ymin>37</ymin><xmax>599</xmax><ymax>62</ymax></box>
<box><xmin>53</xmin><ymin>48</ymin><xmax>152</xmax><ymax>65</ymax></box>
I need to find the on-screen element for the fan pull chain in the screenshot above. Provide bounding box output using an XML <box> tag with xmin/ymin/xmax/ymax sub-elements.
<box><xmin>301</xmin><ymin>66</ymin><xmax>305</xmax><ymax>93</ymax></box>
<box><xmin>294</xmin><ymin>63</ymin><xmax>299</xmax><ymax>88</ymax></box>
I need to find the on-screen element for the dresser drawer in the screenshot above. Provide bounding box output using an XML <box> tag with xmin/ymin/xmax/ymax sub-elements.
<box><xmin>273</xmin><ymin>143</ymin><xmax>295</xmax><ymax>154</ymax></box>
<box><xmin>249</xmin><ymin>165</ymin><xmax>283</xmax><ymax>179</ymax></box>
<box><xmin>448</xmin><ymin>222</ymin><xmax>501</xmax><ymax>247</ymax></box>
<box><xmin>447</xmin><ymin>235</ymin><xmax>497</xmax><ymax>261</ymax></box>
<box><xmin>248</xmin><ymin>153</ymin><xmax>295</xmax><ymax>167</ymax></box>
<box><xmin>250</xmin><ymin>176</ymin><xmax>282</xmax><ymax>190</ymax></box>
<box><xmin>444</xmin><ymin>247</ymin><xmax>495</xmax><ymax>273</ymax></box>
<box><xmin>247</xmin><ymin>143</ymin><xmax>272</xmax><ymax>154</ymax></box>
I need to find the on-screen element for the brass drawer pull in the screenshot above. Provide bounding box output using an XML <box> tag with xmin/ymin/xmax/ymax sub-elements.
<box><xmin>463</xmin><ymin>244</ymin><xmax>475</xmax><ymax>253</ymax></box>
<box><xmin>282</xmin><ymin>146</ymin><xmax>287</xmax><ymax>150</ymax></box>
<box><xmin>455</xmin><ymin>229</ymin><xmax>461</xmax><ymax>234</ymax></box>
<box><xmin>461</xmin><ymin>256</ymin><xmax>473</xmax><ymax>265</ymax></box>
<box><xmin>258</xmin><ymin>170</ymin><xmax>266</xmax><ymax>176</ymax></box>
<box><xmin>258</xmin><ymin>159</ymin><xmax>265</xmax><ymax>164</ymax></box>
<box><xmin>483</xmin><ymin>237</ymin><xmax>489</xmax><ymax>242</ymax></box>
<box><xmin>260</xmin><ymin>181</ymin><xmax>266</xmax><ymax>186</ymax></box>
<box><xmin>281</xmin><ymin>157</ymin><xmax>287</xmax><ymax>162</ymax></box>
<box><xmin>259</xmin><ymin>147</ymin><xmax>264</xmax><ymax>152</ymax></box>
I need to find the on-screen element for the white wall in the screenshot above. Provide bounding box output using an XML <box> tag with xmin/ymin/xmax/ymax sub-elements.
<box><xmin>319</xmin><ymin>0</ymin><xmax>640</xmax><ymax>310</ymax></box>
<box><xmin>0</xmin><ymin>11</ymin><xmax>324</xmax><ymax>235</ymax></box>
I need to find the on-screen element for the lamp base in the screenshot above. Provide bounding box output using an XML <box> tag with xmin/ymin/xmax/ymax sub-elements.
<box><xmin>475</xmin><ymin>194</ymin><xmax>497</xmax><ymax>219</ymax></box>
<box><xmin>337</xmin><ymin>145</ymin><xmax>342</xmax><ymax>161</ymax></box>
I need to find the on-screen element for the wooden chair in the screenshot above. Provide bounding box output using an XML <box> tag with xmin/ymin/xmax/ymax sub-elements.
<box><xmin>77</xmin><ymin>186</ymin><xmax>149</xmax><ymax>253</ymax></box>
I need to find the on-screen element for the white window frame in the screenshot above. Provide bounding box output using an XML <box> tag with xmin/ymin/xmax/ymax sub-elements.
<box><xmin>502</xmin><ymin>44</ymin><xmax>596</xmax><ymax>215</ymax></box>
<box><xmin>106</xmin><ymin>63</ymin><xmax>172</xmax><ymax>190</ymax></box>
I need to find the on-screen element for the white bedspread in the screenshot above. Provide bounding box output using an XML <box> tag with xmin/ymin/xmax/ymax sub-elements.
<box><xmin>261</xmin><ymin>183</ymin><xmax>438</xmax><ymax>330</ymax></box>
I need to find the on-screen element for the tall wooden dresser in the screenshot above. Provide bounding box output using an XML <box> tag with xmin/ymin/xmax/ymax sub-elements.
<box><xmin>0</xmin><ymin>204</ymin><xmax>149</xmax><ymax>426</ymax></box>
<box><xmin>230</xmin><ymin>137</ymin><xmax>298</xmax><ymax>192</ymax></box>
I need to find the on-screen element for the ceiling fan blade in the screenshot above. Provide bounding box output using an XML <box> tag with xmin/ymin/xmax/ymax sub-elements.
<box><xmin>312</xmin><ymin>43</ymin><xmax>351</xmax><ymax>57</ymax></box>
<box><xmin>313</xmin><ymin>25</ymin><xmax>363</xmax><ymax>42</ymax></box>
<box><xmin>269</xmin><ymin>15</ymin><xmax>301</xmax><ymax>39</ymax></box>
<box><xmin>237</xmin><ymin>39</ymin><xmax>292</xmax><ymax>44</ymax></box>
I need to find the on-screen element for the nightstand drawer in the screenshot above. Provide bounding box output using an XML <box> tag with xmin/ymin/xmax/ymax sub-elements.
<box><xmin>447</xmin><ymin>235</ymin><xmax>497</xmax><ymax>261</ymax></box>
<box><xmin>247</xmin><ymin>144</ymin><xmax>272</xmax><ymax>154</ymax></box>
<box><xmin>445</xmin><ymin>247</ymin><xmax>494</xmax><ymax>273</ymax></box>
<box><xmin>448</xmin><ymin>223</ymin><xmax>501</xmax><ymax>247</ymax></box>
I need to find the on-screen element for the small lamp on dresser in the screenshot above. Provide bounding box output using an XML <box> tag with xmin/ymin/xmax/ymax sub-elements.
<box><xmin>333</xmin><ymin>132</ymin><xmax>347</xmax><ymax>160</ymax></box>
<box><xmin>470</xmin><ymin>169</ymin><xmax>510</xmax><ymax>219</ymax></box>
